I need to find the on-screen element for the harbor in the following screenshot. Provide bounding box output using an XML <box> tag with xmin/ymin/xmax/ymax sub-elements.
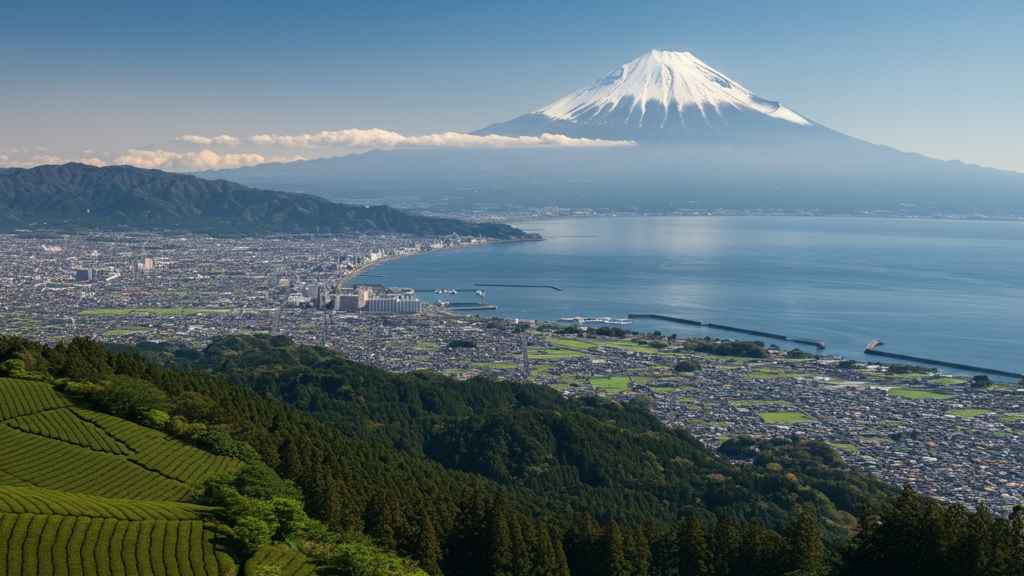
<box><xmin>864</xmin><ymin>341</ymin><xmax>1023</xmax><ymax>380</ymax></box>
<box><xmin>628</xmin><ymin>314</ymin><xmax>826</xmax><ymax>349</ymax></box>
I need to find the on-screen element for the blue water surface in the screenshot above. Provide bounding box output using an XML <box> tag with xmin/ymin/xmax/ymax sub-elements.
<box><xmin>363</xmin><ymin>217</ymin><xmax>1024</xmax><ymax>376</ymax></box>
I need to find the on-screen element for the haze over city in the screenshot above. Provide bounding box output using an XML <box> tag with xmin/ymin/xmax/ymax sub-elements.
<box><xmin>3</xmin><ymin>0</ymin><xmax>1023</xmax><ymax>173</ymax></box>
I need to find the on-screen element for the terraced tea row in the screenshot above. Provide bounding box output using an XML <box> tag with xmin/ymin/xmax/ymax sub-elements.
<box><xmin>246</xmin><ymin>545</ymin><xmax>319</xmax><ymax>576</ymax></box>
<box><xmin>6</xmin><ymin>408</ymin><xmax>131</xmax><ymax>455</ymax></box>
<box><xmin>75</xmin><ymin>409</ymin><xmax>243</xmax><ymax>485</ymax></box>
<box><xmin>0</xmin><ymin>379</ymin><xmax>242</xmax><ymax>497</ymax></box>
<box><xmin>0</xmin><ymin>512</ymin><xmax>235</xmax><ymax>576</ymax></box>
<box><xmin>0</xmin><ymin>425</ymin><xmax>191</xmax><ymax>501</ymax></box>
<box><xmin>0</xmin><ymin>486</ymin><xmax>212</xmax><ymax>521</ymax></box>
<box><xmin>0</xmin><ymin>378</ymin><xmax>69</xmax><ymax>420</ymax></box>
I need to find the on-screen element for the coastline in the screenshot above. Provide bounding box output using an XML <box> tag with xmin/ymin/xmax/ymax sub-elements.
<box><xmin>438</xmin><ymin>210</ymin><xmax>1024</xmax><ymax>225</ymax></box>
<box><xmin>342</xmin><ymin>216</ymin><xmax>1024</xmax><ymax>377</ymax></box>
<box><xmin>338</xmin><ymin>236</ymin><xmax>540</xmax><ymax>287</ymax></box>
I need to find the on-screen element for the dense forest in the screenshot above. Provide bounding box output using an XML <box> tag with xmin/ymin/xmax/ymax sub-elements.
<box><xmin>1</xmin><ymin>334</ymin><xmax>1022</xmax><ymax>575</ymax></box>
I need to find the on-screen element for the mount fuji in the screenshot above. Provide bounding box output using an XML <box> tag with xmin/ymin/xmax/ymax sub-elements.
<box><xmin>475</xmin><ymin>50</ymin><xmax>823</xmax><ymax>143</ymax></box>
<box><xmin>196</xmin><ymin>51</ymin><xmax>1024</xmax><ymax>217</ymax></box>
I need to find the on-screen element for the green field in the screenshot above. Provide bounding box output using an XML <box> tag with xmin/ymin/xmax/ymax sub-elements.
<box><xmin>413</xmin><ymin>342</ymin><xmax>438</xmax><ymax>350</ymax></box>
<box><xmin>601</xmin><ymin>341</ymin><xmax>675</xmax><ymax>354</ymax></box>
<box><xmin>471</xmin><ymin>362</ymin><xmax>520</xmax><ymax>370</ymax></box>
<box><xmin>828</xmin><ymin>443</ymin><xmax>860</xmax><ymax>454</ymax></box>
<box><xmin>0</xmin><ymin>377</ymin><xmax>240</xmax><ymax>575</ymax></box>
<box><xmin>557</xmin><ymin>375</ymin><xmax>586</xmax><ymax>386</ymax></box>
<box><xmin>759</xmin><ymin>412</ymin><xmax>816</xmax><ymax>424</ymax></box>
<box><xmin>888</xmin><ymin>388</ymin><xmax>955</xmax><ymax>399</ymax></box>
<box><xmin>590</xmin><ymin>376</ymin><xmax>631</xmax><ymax>394</ymax></box>
<box><xmin>547</xmin><ymin>338</ymin><xmax>600</xmax><ymax>349</ymax></box>
<box><xmin>860</xmin><ymin>436</ymin><xmax>894</xmax><ymax>443</ymax></box>
<box><xmin>1002</xmin><ymin>414</ymin><xmax>1024</xmax><ymax>422</ymax></box>
<box><xmin>927</xmin><ymin>378</ymin><xmax>965</xmax><ymax>385</ymax></box>
<box><xmin>731</xmin><ymin>400</ymin><xmax>793</xmax><ymax>407</ymax></box>
<box><xmin>945</xmin><ymin>409</ymin><xmax>994</xmax><ymax>418</ymax></box>
<box><xmin>745</xmin><ymin>372</ymin><xmax>805</xmax><ymax>379</ymax></box>
<box><xmin>529</xmin><ymin>348</ymin><xmax>586</xmax><ymax>359</ymax></box>
<box><xmin>102</xmin><ymin>326</ymin><xmax>156</xmax><ymax>336</ymax></box>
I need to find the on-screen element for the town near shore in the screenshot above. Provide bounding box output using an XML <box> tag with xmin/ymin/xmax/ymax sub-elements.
<box><xmin>3</xmin><ymin>230</ymin><xmax>1023</xmax><ymax>516</ymax></box>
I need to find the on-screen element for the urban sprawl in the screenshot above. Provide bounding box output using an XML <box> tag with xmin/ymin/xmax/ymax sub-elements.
<box><xmin>3</xmin><ymin>231</ymin><xmax>1022</xmax><ymax>515</ymax></box>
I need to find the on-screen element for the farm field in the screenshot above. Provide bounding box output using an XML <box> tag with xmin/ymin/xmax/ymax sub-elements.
<box><xmin>945</xmin><ymin>409</ymin><xmax>994</xmax><ymax>418</ymax></box>
<box><xmin>888</xmin><ymin>388</ymin><xmax>955</xmax><ymax>400</ymax></box>
<box><xmin>759</xmin><ymin>412</ymin><xmax>816</xmax><ymax>424</ymax></box>
<box><xmin>546</xmin><ymin>338</ymin><xmax>600</xmax><ymax>349</ymax></box>
<box><xmin>589</xmin><ymin>376</ymin><xmax>631</xmax><ymax>394</ymax></box>
<box><xmin>0</xmin><ymin>377</ymin><xmax>240</xmax><ymax>575</ymax></box>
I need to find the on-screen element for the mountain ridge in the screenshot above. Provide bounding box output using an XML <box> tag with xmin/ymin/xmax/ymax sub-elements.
<box><xmin>0</xmin><ymin>162</ymin><xmax>537</xmax><ymax>238</ymax></box>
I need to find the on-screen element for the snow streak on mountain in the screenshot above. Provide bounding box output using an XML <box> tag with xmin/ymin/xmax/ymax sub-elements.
<box><xmin>474</xmin><ymin>50</ymin><xmax>825</xmax><ymax>142</ymax></box>
<box><xmin>537</xmin><ymin>50</ymin><xmax>811</xmax><ymax>127</ymax></box>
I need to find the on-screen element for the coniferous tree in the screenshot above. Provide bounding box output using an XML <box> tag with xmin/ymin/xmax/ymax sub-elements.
<box><xmin>483</xmin><ymin>496</ymin><xmax>515</xmax><ymax>576</ymax></box>
<box><xmin>675</xmin><ymin>516</ymin><xmax>712</xmax><ymax>576</ymax></box>
<box><xmin>624</xmin><ymin>525</ymin><xmax>651</xmax><ymax>576</ymax></box>
<box><xmin>530</xmin><ymin>522</ymin><xmax>570</xmax><ymax>576</ymax></box>
<box><xmin>597</xmin><ymin>520</ymin><xmax>629</xmax><ymax>576</ymax></box>
<box><xmin>403</xmin><ymin>509</ymin><xmax>443</xmax><ymax>576</ymax></box>
<box><xmin>784</xmin><ymin>507</ymin><xmax>829</xmax><ymax>575</ymax></box>
<box><xmin>364</xmin><ymin>490</ymin><xmax>404</xmax><ymax>552</ymax></box>
<box><xmin>710</xmin><ymin>516</ymin><xmax>741</xmax><ymax>576</ymax></box>
<box><xmin>735</xmin><ymin>519</ymin><xmax>784</xmax><ymax>576</ymax></box>
<box><xmin>564</xmin><ymin>515</ymin><xmax>602</xmax><ymax>576</ymax></box>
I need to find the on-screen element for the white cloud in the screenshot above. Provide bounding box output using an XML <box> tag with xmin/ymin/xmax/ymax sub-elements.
<box><xmin>114</xmin><ymin>149</ymin><xmax>265</xmax><ymax>171</ymax></box>
<box><xmin>0</xmin><ymin>154</ymin><xmax>71</xmax><ymax>168</ymax></box>
<box><xmin>78</xmin><ymin>157</ymin><xmax>107</xmax><ymax>167</ymax></box>
<box><xmin>177</xmin><ymin>134</ymin><xmax>241</xmax><ymax>145</ymax></box>
<box><xmin>31</xmin><ymin>155</ymin><xmax>65</xmax><ymax>165</ymax></box>
<box><xmin>247</xmin><ymin>128</ymin><xmax>634</xmax><ymax>149</ymax></box>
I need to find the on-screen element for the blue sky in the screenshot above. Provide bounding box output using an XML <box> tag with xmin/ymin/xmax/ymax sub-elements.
<box><xmin>2</xmin><ymin>0</ymin><xmax>1022</xmax><ymax>172</ymax></box>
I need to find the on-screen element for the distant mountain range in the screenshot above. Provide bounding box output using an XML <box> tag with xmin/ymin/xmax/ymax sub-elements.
<box><xmin>197</xmin><ymin>51</ymin><xmax>1024</xmax><ymax>217</ymax></box>
<box><xmin>0</xmin><ymin>163</ymin><xmax>536</xmax><ymax>238</ymax></box>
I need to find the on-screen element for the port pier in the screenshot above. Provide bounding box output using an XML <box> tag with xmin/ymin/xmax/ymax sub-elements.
<box><xmin>628</xmin><ymin>314</ymin><xmax>826</xmax><ymax>349</ymax></box>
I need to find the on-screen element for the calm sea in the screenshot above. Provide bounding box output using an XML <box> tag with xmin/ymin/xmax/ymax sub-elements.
<box><xmin>363</xmin><ymin>217</ymin><xmax>1024</xmax><ymax>378</ymax></box>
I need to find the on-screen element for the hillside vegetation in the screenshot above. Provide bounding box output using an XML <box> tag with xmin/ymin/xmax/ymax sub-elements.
<box><xmin>0</xmin><ymin>377</ymin><xmax>239</xmax><ymax>575</ymax></box>
<box><xmin>0</xmin><ymin>163</ymin><xmax>537</xmax><ymax>239</ymax></box>
<box><xmin>2</xmin><ymin>335</ymin><xmax>1023</xmax><ymax>576</ymax></box>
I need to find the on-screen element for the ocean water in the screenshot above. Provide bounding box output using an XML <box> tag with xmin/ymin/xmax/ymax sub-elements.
<box><xmin>362</xmin><ymin>217</ymin><xmax>1024</xmax><ymax>377</ymax></box>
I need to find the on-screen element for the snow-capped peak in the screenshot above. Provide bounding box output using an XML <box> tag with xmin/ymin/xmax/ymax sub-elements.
<box><xmin>537</xmin><ymin>50</ymin><xmax>812</xmax><ymax>127</ymax></box>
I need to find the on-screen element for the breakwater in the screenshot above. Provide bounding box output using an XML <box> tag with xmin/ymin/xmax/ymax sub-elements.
<box><xmin>475</xmin><ymin>284</ymin><xmax>563</xmax><ymax>291</ymax></box>
<box><xmin>863</xmin><ymin>346</ymin><xmax>1022</xmax><ymax>379</ymax></box>
<box><xmin>628</xmin><ymin>314</ymin><xmax>826</xmax><ymax>349</ymax></box>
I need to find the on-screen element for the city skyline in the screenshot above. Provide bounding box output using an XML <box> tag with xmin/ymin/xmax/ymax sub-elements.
<box><xmin>3</xmin><ymin>0</ymin><xmax>1022</xmax><ymax>173</ymax></box>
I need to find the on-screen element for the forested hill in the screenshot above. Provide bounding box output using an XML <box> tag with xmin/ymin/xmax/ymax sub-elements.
<box><xmin>114</xmin><ymin>334</ymin><xmax>898</xmax><ymax>533</ymax></box>
<box><xmin>3</xmin><ymin>334</ymin><xmax>1024</xmax><ymax>576</ymax></box>
<box><xmin>0</xmin><ymin>163</ymin><xmax>536</xmax><ymax>238</ymax></box>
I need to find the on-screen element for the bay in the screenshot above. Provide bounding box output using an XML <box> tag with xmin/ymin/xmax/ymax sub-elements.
<box><xmin>362</xmin><ymin>216</ymin><xmax>1024</xmax><ymax>378</ymax></box>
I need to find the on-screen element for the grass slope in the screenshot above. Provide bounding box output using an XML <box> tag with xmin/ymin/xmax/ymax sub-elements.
<box><xmin>0</xmin><ymin>377</ymin><xmax>240</xmax><ymax>575</ymax></box>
